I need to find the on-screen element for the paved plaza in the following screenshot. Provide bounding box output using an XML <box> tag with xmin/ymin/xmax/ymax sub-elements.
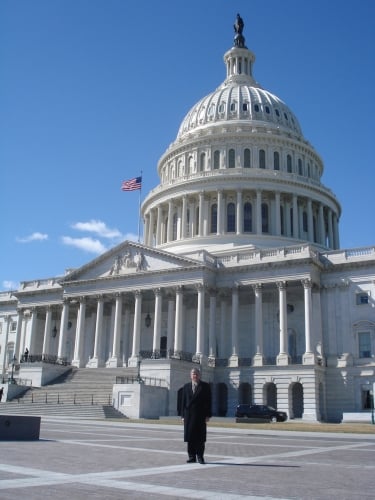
<box><xmin>0</xmin><ymin>417</ymin><xmax>374</xmax><ymax>499</ymax></box>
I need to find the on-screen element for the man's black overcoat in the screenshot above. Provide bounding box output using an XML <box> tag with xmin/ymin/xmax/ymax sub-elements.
<box><xmin>181</xmin><ymin>381</ymin><xmax>212</xmax><ymax>443</ymax></box>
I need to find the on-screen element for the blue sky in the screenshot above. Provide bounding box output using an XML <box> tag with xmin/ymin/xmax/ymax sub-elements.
<box><xmin>1</xmin><ymin>0</ymin><xmax>374</xmax><ymax>291</ymax></box>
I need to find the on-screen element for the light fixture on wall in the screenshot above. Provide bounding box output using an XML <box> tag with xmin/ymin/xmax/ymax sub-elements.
<box><xmin>145</xmin><ymin>313</ymin><xmax>152</xmax><ymax>328</ymax></box>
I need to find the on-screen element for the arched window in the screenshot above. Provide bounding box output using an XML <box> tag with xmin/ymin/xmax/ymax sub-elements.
<box><xmin>290</xmin><ymin>207</ymin><xmax>294</xmax><ymax>237</ymax></box>
<box><xmin>244</xmin><ymin>148</ymin><xmax>251</xmax><ymax>168</ymax></box>
<box><xmin>244</xmin><ymin>202</ymin><xmax>252</xmax><ymax>232</ymax></box>
<box><xmin>259</xmin><ymin>149</ymin><xmax>266</xmax><ymax>169</ymax></box>
<box><xmin>262</xmin><ymin>203</ymin><xmax>269</xmax><ymax>233</ymax></box>
<box><xmin>298</xmin><ymin>158</ymin><xmax>303</xmax><ymax>176</ymax></box>
<box><xmin>287</xmin><ymin>154</ymin><xmax>292</xmax><ymax>173</ymax></box>
<box><xmin>186</xmin><ymin>209</ymin><xmax>190</xmax><ymax>237</ymax></box>
<box><xmin>172</xmin><ymin>213</ymin><xmax>178</xmax><ymax>240</ymax></box>
<box><xmin>196</xmin><ymin>207</ymin><xmax>200</xmax><ymax>235</ymax></box>
<box><xmin>274</xmin><ymin>151</ymin><xmax>280</xmax><ymax>170</ymax></box>
<box><xmin>210</xmin><ymin>204</ymin><xmax>217</xmax><ymax>233</ymax></box>
<box><xmin>200</xmin><ymin>153</ymin><xmax>206</xmax><ymax>172</ymax></box>
<box><xmin>213</xmin><ymin>150</ymin><xmax>220</xmax><ymax>169</ymax></box>
<box><xmin>303</xmin><ymin>211</ymin><xmax>308</xmax><ymax>232</ymax></box>
<box><xmin>228</xmin><ymin>149</ymin><xmax>235</xmax><ymax>168</ymax></box>
<box><xmin>227</xmin><ymin>203</ymin><xmax>236</xmax><ymax>232</ymax></box>
<box><xmin>307</xmin><ymin>163</ymin><xmax>311</xmax><ymax>177</ymax></box>
<box><xmin>189</xmin><ymin>156</ymin><xmax>194</xmax><ymax>174</ymax></box>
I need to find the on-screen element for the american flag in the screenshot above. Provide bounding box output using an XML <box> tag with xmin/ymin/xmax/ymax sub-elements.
<box><xmin>121</xmin><ymin>176</ymin><xmax>142</xmax><ymax>191</ymax></box>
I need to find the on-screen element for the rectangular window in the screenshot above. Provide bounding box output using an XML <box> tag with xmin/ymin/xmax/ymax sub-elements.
<box><xmin>356</xmin><ymin>292</ymin><xmax>369</xmax><ymax>305</ymax></box>
<box><xmin>359</xmin><ymin>331</ymin><xmax>371</xmax><ymax>358</ymax></box>
<box><xmin>10</xmin><ymin>321</ymin><xmax>17</xmax><ymax>332</ymax></box>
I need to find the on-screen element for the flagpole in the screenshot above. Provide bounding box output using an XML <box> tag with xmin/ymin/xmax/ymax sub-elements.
<box><xmin>137</xmin><ymin>170</ymin><xmax>142</xmax><ymax>243</ymax></box>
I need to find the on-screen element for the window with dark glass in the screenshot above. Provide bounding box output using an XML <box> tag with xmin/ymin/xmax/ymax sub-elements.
<box><xmin>356</xmin><ymin>293</ymin><xmax>369</xmax><ymax>305</ymax></box>
<box><xmin>262</xmin><ymin>203</ymin><xmax>269</xmax><ymax>233</ymax></box>
<box><xmin>265</xmin><ymin>106</ymin><xmax>270</xmax><ymax>114</ymax></box>
<box><xmin>200</xmin><ymin>152</ymin><xmax>206</xmax><ymax>172</ymax></box>
<box><xmin>259</xmin><ymin>149</ymin><xmax>266</xmax><ymax>169</ymax></box>
<box><xmin>298</xmin><ymin>159</ymin><xmax>303</xmax><ymax>175</ymax></box>
<box><xmin>280</xmin><ymin>206</ymin><xmax>284</xmax><ymax>235</ymax></box>
<box><xmin>254</xmin><ymin>104</ymin><xmax>260</xmax><ymax>112</ymax></box>
<box><xmin>359</xmin><ymin>332</ymin><xmax>371</xmax><ymax>358</ymax></box>
<box><xmin>244</xmin><ymin>148</ymin><xmax>251</xmax><ymax>168</ymax></box>
<box><xmin>228</xmin><ymin>149</ymin><xmax>235</xmax><ymax>168</ymax></box>
<box><xmin>227</xmin><ymin>203</ymin><xmax>236</xmax><ymax>232</ymax></box>
<box><xmin>244</xmin><ymin>202</ymin><xmax>252</xmax><ymax>232</ymax></box>
<box><xmin>213</xmin><ymin>150</ymin><xmax>220</xmax><ymax>169</ymax></box>
<box><xmin>287</xmin><ymin>154</ymin><xmax>292</xmax><ymax>173</ymax></box>
<box><xmin>211</xmin><ymin>204</ymin><xmax>217</xmax><ymax>233</ymax></box>
<box><xmin>274</xmin><ymin>151</ymin><xmax>280</xmax><ymax>170</ymax></box>
<box><xmin>303</xmin><ymin>211</ymin><xmax>308</xmax><ymax>232</ymax></box>
<box><xmin>172</xmin><ymin>213</ymin><xmax>178</xmax><ymax>240</ymax></box>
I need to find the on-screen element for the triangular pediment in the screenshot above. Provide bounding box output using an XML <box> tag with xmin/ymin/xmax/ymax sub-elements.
<box><xmin>62</xmin><ymin>241</ymin><xmax>202</xmax><ymax>283</ymax></box>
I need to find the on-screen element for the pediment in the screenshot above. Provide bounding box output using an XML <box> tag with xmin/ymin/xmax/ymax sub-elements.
<box><xmin>62</xmin><ymin>241</ymin><xmax>201</xmax><ymax>283</ymax></box>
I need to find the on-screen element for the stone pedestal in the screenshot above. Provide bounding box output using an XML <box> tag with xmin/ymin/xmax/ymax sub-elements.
<box><xmin>0</xmin><ymin>415</ymin><xmax>40</xmax><ymax>440</ymax></box>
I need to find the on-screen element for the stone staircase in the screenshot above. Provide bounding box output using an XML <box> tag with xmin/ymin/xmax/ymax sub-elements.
<box><xmin>0</xmin><ymin>367</ymin><xmax>138</xmax><ymax>419</ymax></box>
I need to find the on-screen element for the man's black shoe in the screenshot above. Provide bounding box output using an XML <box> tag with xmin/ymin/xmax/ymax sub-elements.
<box><xmin>197</xmin><ymin>457</ymin><xmax>205</xmax><ymax>464</ymax></box>
<box><xmin>186</xmin><ymin>458</ymin><xmax>196</xmax><ymax>463</ymax></box>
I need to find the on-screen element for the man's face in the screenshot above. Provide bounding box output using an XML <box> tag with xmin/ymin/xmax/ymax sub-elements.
<box><xmin>190</xmin><ymin>370</ymin><xmax>200</xmax><ymax>383</ymax></box>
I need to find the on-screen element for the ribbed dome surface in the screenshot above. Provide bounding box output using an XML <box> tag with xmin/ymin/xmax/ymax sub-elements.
<box><xmin>177</xmin><ymin>82</ymin><xmax>302</xmax><ymax>140</ymax></box>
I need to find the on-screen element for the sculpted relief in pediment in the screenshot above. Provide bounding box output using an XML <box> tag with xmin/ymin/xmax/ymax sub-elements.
<box><xmin>106</xmin><ymin>250</ymin><xmax>146</xmax><ymax>276</ymax></box>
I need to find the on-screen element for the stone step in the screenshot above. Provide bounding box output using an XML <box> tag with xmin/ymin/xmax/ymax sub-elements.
<box><xmin>0</xmin><ymin>402</ymin><xmax>126</xmax><ymax>419</ymax></box>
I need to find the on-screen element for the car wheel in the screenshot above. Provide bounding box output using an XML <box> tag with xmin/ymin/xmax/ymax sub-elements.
<box><xmin>270</xmin><ymin>416</ymin><xmax>277</xmax><ymax>423</ymax></box>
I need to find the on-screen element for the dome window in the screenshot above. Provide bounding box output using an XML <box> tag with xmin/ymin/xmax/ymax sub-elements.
<box><xmin>230</xmin><ymin>102</ymin><xmax>237</xmax><ymax>112</ymax></box>
<box><xmin>284</xmin><ymin>112</ymin><xmax>288</xmax><ymax>121</ymax></box>
<box><xmin>275</xmin><ymin>109</ymin><xmax>280</xmax><ymax>117</ymax></box>
<box><xmin>242</xmin><ymin>102</ymin><xmax>248</xmax><ymax>112</ymax></box>
<box><xmin>213</xmin><ymin>150</ymin><xmax>220</xmax><ymax>169</ymax></box>
<box><xmin>228</xmin><ymin>149</ymin><xmax>236</xmax><ymax>168</ymax></box>
<box><xmin>298</xmin><ymin>159</ymin><xmax>303</xmax><ymax>176</ymax></box>
<box><xmin>244</xmin><ymin>148</ymin><xmax>251</xmax><ymax>168</ymax></box>
<box><xmin>287</xmin><ymin>154</ymin><xmax>292</xmax><ymax>173</ymax></box>
<box><xmin>265</xmin><ymin>106</ymin><xmax>270</xmax><ymax>114</ymax></box>
<box><xmin>244</xmin><ymin>202</ymin><xmax>252</xmax><ymax>232</ymax></box>
<box><xmin>254</xmin><ymin>104</ymin><xmax>260</xmax><ymax>112</ymax></box>
<box><xmin>259</xmin><ymin>149</ymin><xmax>266</xmax><ymax>169</ymax></box>
<box><xmin>262</xmin><ymin>203</ymin><xmax>269</xmax><ymax>233</ymax></box>
<box><xmin>274</xmin><ymin>151</ymin><xmax>280</xmax><ymax>170</ymax></box>
<box><xmin>208</xmin><ymin>104</ymin><xmax>215</xmax><ymax>119</ymax></box>
<box><xmin>210</xmin><ymin>204</ymin><xmax>218</xmax><ymax>233</ymax></box>
<box><xmin>219</xmin><ymin>103</ymin><xmax>225</xmax><ymax>114</ymax></box>
<box><xmin>227</xmin><ymin>203</ymin><xmax>236</xmax><ymax>232</ymax></box>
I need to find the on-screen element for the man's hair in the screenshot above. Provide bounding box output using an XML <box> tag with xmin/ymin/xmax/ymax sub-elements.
<box><xmin>191</xmin><ymin>368</ymin><xmax>201</xmax><ymax>375</ymax></box>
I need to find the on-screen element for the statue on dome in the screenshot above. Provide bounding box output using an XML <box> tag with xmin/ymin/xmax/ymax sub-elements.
<box><xmin>233</xmin><ymin>13</ymin><xmax>246</xmax><ymax>48</ymax></box>
<box><xmin>234</xmin><ymin>13</ymin><xmax>244</xmax><ymax>35</ymax></box>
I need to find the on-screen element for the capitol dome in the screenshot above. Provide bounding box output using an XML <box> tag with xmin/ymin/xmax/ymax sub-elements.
<box><xmin>142</xmin><ymin>16</ymin><xmax>341</xmax><ymax>255</ymax></box>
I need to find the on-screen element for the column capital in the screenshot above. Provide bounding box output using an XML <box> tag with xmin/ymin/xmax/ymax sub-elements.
<box><xmin>276</xmin><ymin>281</ymin><xmax>287</xmax><ymax>290</ymax></box>
<box><xmin>301</xmin><ymin>278</ymin><xmax>313</xmax><ymax>289</ymax></box>
<box><xmin>253</xmin><ymin>283</ymin><xmax>263</xmax><ymax>292</ymax></box>
<box><xmin>134</xmin><ymin>290</ymin><xmax>142</xmax><ymax>298</ymax></box>
<box><xmin>195</xmin><ymin>283</ymin><xmax>206</xmax><ymax>292</ymax></box>
<box><xmin>174</xmin><ymin>285</ymin><xmax>184</xmax><ymax>295</ymax></box>
<box><xmin>153</xmin><ymin>287</ymin><xmax>162</xmax><ymax>297</ymax></box>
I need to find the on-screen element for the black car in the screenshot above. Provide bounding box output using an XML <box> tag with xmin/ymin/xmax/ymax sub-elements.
<box><xmin>235</xmin><ymin>404</ymin><xmax>287</xmax><ymax>422</ymax></box>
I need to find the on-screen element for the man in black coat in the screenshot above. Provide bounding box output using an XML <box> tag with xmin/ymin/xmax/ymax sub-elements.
<box><xmin>180</xmin><ymin>367</ymin><xmax>212</xmax><ymax>464</ymax></box>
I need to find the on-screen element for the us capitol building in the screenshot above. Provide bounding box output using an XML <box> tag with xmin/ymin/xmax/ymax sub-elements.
<box><xmin>1</xmin><ymin>16</ymin><xmax>374</xmax><ymax>422</ymax></box>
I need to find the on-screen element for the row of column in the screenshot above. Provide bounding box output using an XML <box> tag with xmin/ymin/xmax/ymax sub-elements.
<box><xmin>8</xmin><ymin>279</ymin><xmax>316</xmax><ymax>369</ymax></box>
<box><xmin>144</xmin><ymin>190</ymin><xmax>339</xmax><ymax>249</ymax></box>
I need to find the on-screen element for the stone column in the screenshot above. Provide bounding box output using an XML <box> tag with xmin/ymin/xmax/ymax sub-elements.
<box><xmin>174</xmin><ymin>286</ymin><xmax>183</xmax><ymax>355</ymax></box>
<box><xmin>195</xmin><ymin>284</ymin><xmax>205</xmax><ymax>359</ymax></box>
<box><xmin>302</xmin><ymin>279</ymin><xmax>315</xmax><ymax>364</ymax></box>
<box><xmin>275</xmin><ymin>191</ymin><xmax>281</xmax><ymax>236</ymax></box>
<box><xmin>256</xmin><ymin>190</ymin><xmax>262</xmax><ymax>234</ymax></box>
<box><xmin>148</xmin><ymin>209</ymin><xmax>155</xmax><ymax>247</ymax></box>
<box><xmin>57</xmin><ymin>299</ymin><xmax>70</xmax><ymax>360</ymax></box>
<box><xmin>108</xmin><ymin>293</ymin><xmax>123</xmax><ymax>367</ymax></box>
<box><xmin>307</xmin><ymin>198</ymin><xmax>313</xmax><ymax>242</ymax></box>
<box><xmin>253</xmin><ymin>284</ymin><xmax>264</xmax><ymax>366</ymax></box>
<box><xmin>319</xmin><ymin>204</ymin><xmax>325</xmax><ymax>246</ymax></box>
<box><xmin>14</xmin><ymin>310</ymin><xmax>23</xmax><ymax>362</ymax></box>
<box><xmin>123</xmin><ymin>300</ymin><xmax>131</xmax><ymax>366</ymax></box>
<box><xmin>229</xmin><ymin>284</ymin><xmax>239</xmax><ymax>366</ymax></box>
<box><xmin>42</xmin><ymin>305</ymin><xmax>52</xmax><ymax>356</ymax></box>
<box><xmin>181</xmin><ymin>195</ymin><xmax>187</xmax><ymax>239</ymax></box>
<box><xmin>276</xmin><ymin>282</ymin><xmax>290</xmax><ymax>365</ymax></box>
<box><xmin>327</xmin><ymin>208</ymin><xmax>334</xmax><ymax>249</ymax></box>
<box><xmin>236</xmin><ymin>190</ymin><xmax>242</xmax><ymax>235</ymax></box>
<box><xmin>1</xmin><ymin>316</ymin><xmax>11</xmax><ymax>379</ymax></box>
<box><xmin>152</xmin><ymin>288</ymin><xmax>162</xmax><ymax>356</ymax></box>
<box><xmin>167</xmin><ymin>199</ymin><xmax>173</xmax><ymax>242</ymax></box>
<box><xmin>217</xmin><ymin>190</ymin><xmax>223</xmax><ymax>235</ymax></box>
<box><xmin>89</xmin><ymin>296</ymin><xmax>104</xmax><ymax>367</ymax></box>
<box><xmin>198</xmin><ymin>192</ymin><xmax>204</xmax><ymax>237</ymax></box>
<box><xmin>219</xmin><ymin>294</ymin><xmax>227</xmax><ymax>358</ymax></box>
<box><xmin>72</xmin><ymin>298</ymin><xmax>86</xmax><ymax>368</ymax></box>
<box><xmin>156</xmin><ymin>206</ymin><xmax>162</xmax><ymax>245</ymax></box>
<box><xmin>208</xmin><ymin>289</ymin><xmax>217</xmax><ymax>358</ymax></box>
<box><xmin>129</xmin><ymin>290</ymin><xmax>142</xmax><ymax>365</ymax></box>
<box><xmin>292</xmin><ymin>194</ymin><xmax>298</xmax><ymax>238</ymax></box>
<box><xmin>19</xmin><ymin>310</ymin><xmax>31</xmax><ymax>360</ymax></box>
<box><xmin>143</xmin><ymin>214</ymin><xmax>150</xmax><ymax>246</ymax></box>
<box><xmin>166</xmin><ymin>294</ymin><xmax>175</xmax><ymax>354</ymax></box>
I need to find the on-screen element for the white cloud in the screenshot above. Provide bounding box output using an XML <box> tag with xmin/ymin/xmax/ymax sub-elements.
<box><xmin>16</xmin><ymin>232</ymin><xmax>48</xmax><ymax>243</ymax></box>
<box><xmin>2</xmin><ymin>280</ymin><xmax>19</xmax><ymax>291</ymax></box>
<box><xmin>71</xmin><ymin>220</ymin><xmax>122</xmax><ymax>239</ymax></box>
<box><xmin>123</xmin><ymin>232</ymin><xmax>139</xmax><ymax>242</ymax></box>
<box><xmin>61</xmin><ymin>236</ymin><xmax>106</xmax><ymax>254</ymax></box>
